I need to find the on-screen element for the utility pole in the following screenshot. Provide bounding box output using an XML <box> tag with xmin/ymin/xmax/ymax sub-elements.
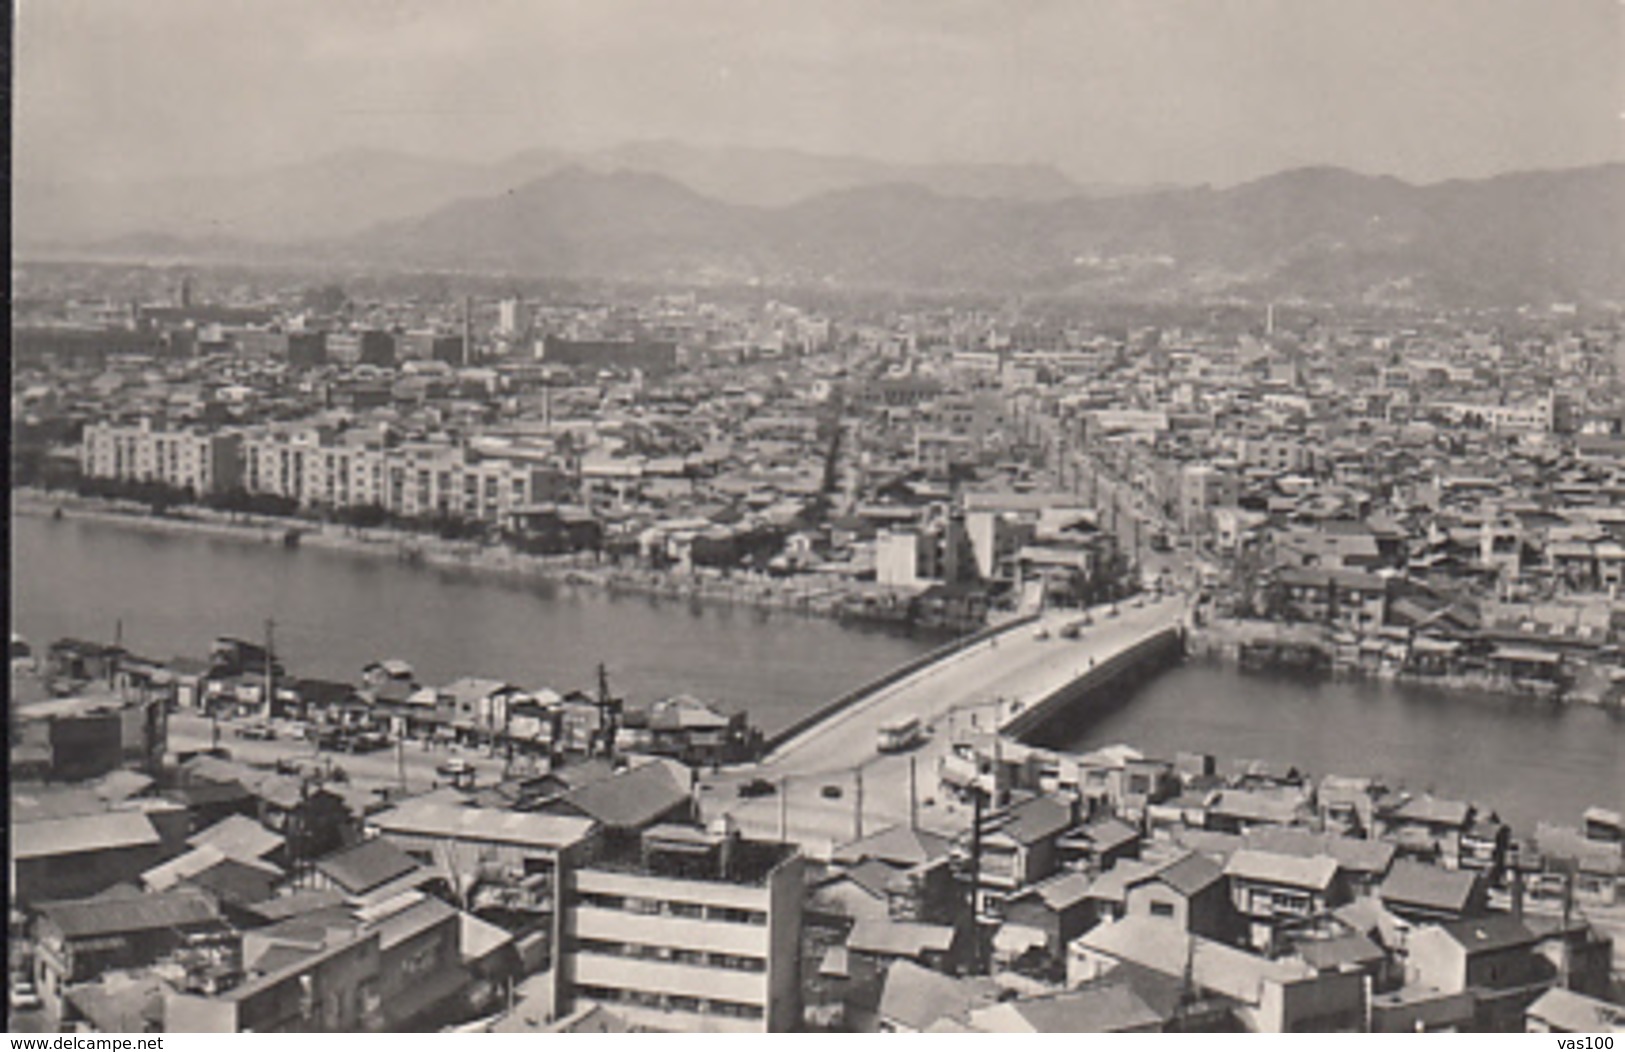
<box><xmin>779</xmin><ymin>777</ymin><xmax>788</xmax><ymax>843</ymax></box>
<box><xmin>909</xmin><ymin>756</ymin><xmax>919</xmax><ymax>831</ymax></box>
<box><xmin>853</xmin><ymin>765</ymin><xmax>864</xmax><ymax>843</ymax></box>
<box><xmin>967</xmin><ymin>786</ymin><xmax>986</xmax><ymax>975</ymax></box>
<box><xmin>263</xmin><ymin>618</ymin><xmax>276</xmax><ymax>720</ymax></box>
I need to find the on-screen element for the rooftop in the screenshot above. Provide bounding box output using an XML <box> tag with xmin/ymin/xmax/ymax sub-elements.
<box><xmin>314</xmin><ymin>837</ymin><xmax>423</xmax><ymax>895</ymax></box>
<box><xmin>585</xmin><ymin>822</ymin><xmax>799</xmax><ymax>887</ymax></box>
<box><xmin>38</xmin><ymin>887</ymin><xmax>221</xmax><ymax>939</ymax></box>
<box><xmin>14</xmin><ymin>810</ymin><xmax>161</xmax><ymax>859</ymax></box>
<box><xmin>1379</xmin><ymin>859</ymin><xmax>1480</xmax><ymax>914</ymax></box>
<box><xmin>1224</xmin><ymin>848</ymin><xmax>1340</xmax><ymax>891</ymax></box>
<box><xmin>373</xmin><ymin>798</ymin><xmax>595</xmax><ymax>851</ymax></box>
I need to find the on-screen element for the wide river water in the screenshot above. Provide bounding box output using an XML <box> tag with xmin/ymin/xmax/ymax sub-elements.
<box><xmin>12</xmin><ymin>513</ymin><xmax>1621</xmax><ymax>832</ymax></box>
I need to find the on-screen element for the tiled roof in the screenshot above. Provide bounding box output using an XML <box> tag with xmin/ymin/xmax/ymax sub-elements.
<box><xmin>986</xmin><ymin>795</ymin><xmax>1075</xmax><ymax>845</ymax></box>
<box><xmin>1153</xmin><ymin>850</ymin><xmax>1226</xmax><ymax>896</ymax></box>
<box><xmin>1224</xmin><ymin>848</ymin><xmax>1339</xmax><ymax>891</ymax></box>
<box><xmin>848</xmin><ymin>917</ymin><xmax>957</xmax><ymax>958</ymax></box>
<box><xmin>314</xmin><ymin>837</ymin><xmax>421</xmax><ymax>895</ymax></box>
<box><xmin>1438</xmin><ymin>914</ymin><xmax>1537</xmax><ymax>954</ymax></box>
<box><xmin>877</xmin><ymin>959</ymin><xmax>998</xmax><ymax>1031</ymax></box>
<box><xmin>188</xmin><ymin>814</ymin><xmax>285</xmax><ymax>861</ymax></box>
<box><xmin>550</xmin><ymin>761</ymin><xmax>688</xmax><ymax>830</ymax></box>
<box><xmin>833</xmin><ymin>823</ymin><xmax>953</xmax><ymax>867</ymax></box>
<box><xmin>39</xmin><ymin>887</ymin><xmax>220</xmax><ymax>939</ymax></box>
<box><xmin>1379</xmin><ymin>859</ymin><xmax>1479</xmax><ymax>913</ymax></box>
<box><xmin>1526</xmin><ymin>987</ymin><xmax>1625</xmax><ymax>1033</ymax></box>
<box><xmin>970</xmin><ymin>981</ymin><xmax>1166</xmax><ymax>1033</ymax></box>
<box><xmin>14</xmin><ymin>811</ymin><xmax>160</xmax><ymax>859</ymax></box>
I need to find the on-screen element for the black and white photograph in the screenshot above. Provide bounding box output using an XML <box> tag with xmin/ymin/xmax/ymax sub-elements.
<box><xmin>8</xmin><ymin>0</ymin><xmax>1624</xmax><ymax>1035</ymax></box>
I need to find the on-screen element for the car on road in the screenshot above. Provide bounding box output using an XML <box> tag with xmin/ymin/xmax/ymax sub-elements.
<box><xmin>1061</xmin><ymin>622</ymin><xmax>1083</xmax><ymax>640</ymax></box>
<box><xmin>10</xmin><ymin>977</ymin><xmax>42</xmax><ymax>1012</ymax></box>
<box><xmin>235</xmin><ymin>722</ymin><xmax>277</xmax><ymax>741</ymax></box>
<box><xmin>737</xmin><ymin>777</ymin><xmax>776</xmax><ymax>798</ymax></box>
<box><xmin>436</xmin><ymin>758</ymin><xmax>475</xmax><ymax>785</ymax></box>
<box><xmin>820</xmin><ymin>784</ymin><xmax>843</xmax><ymax>800</ymax></box>
<box><xmin>345</xmin><ymin>731</ymin><xmax>391</xmax><ymax>754</ymax></box>
<box><xmin>1033</xmin><ymin>626</ymin><xmax>1052</xmax><ymax>641</ymax></box>
<box><xmin>314</xmin><ymin>727</ymin><xmax>349</xmax><ymax>751</ymax></box>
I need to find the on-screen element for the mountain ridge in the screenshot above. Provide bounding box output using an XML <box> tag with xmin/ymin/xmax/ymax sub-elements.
<box><xmin>20</xmin><ymin>160</ymin><xmax>1624</xmax><ymax>307</ymax></box>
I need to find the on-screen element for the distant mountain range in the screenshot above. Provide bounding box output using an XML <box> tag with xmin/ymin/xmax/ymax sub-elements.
<box><xmin>336</xmin><ymin>162</ymin><xmax>1625</xmax><ymax>306</ymax></box>
<box><xmin>16</xmin><ymin>145</ymin><xmax>1624</xmax><ymax>307</ymax></box>
<box><xmin>14</xmin><ymin>141</ymin><xmax>1114</xmax><ymax>247</ymax></box>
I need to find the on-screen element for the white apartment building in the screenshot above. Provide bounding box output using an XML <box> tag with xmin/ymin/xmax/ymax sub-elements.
<box><xmin>81</xmin><ymin>420</ymin><xmax>242</xmax><ymax>495</ymax></box>
<box><xmin>557</xmin><ymin>822</ymin><xmax>805</xmax><ymax>1032</ymax></box>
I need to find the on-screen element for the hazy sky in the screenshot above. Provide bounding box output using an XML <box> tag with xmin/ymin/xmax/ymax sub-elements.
<box><xmin>15</xmin><ymin>0</ymin><xmax>1624</xmax><ymax>186</ymax></box>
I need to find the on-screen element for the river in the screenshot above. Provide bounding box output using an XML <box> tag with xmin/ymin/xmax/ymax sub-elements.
<box><xmin>9</xmin><ymin>514</ymin><xmax>939</xmax><ymax>735</ymax></box>
<box><xmin>1043</xmin><ymin>659</ymin><xmax>1622</xmax><ymax>834</ymax></box>
<box><xmin>11</xmin><ymin>513</ymin><xmax>1622</xmax><ymax>832</ymax></box>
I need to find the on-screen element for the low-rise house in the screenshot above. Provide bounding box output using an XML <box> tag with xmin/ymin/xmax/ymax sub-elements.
<box><xmin>1206</xmin><ymin>788</ymin><xmax>1310</xmax><ymax>834</ymax></box>
<box><xmin>875</xmin><ymin>959</ymin><xmax>1000</xmax><ymax>1033</ymax></box>
<box><xmin>1082</xmin><ymin>859</ymin><xmax>1159</xmax><ymax>927</ymax></box>
<box><xmin>971</xmin><ymin>794</ymin><xmax>1077</xmax><ymax>915</ymax></box>
<box><xmin>1405</xmin><ymin>915</ymin><xmax>1552</xmax><ymax>1032</ymax></box>
<box><xmin>1288</xmin><ymin>931</ymin><xmax>1395</xmax><ymax>991</ymax></box>
<box><xmin>1533</xmin><ymin>822</ymin><xmax>1624</xmax><ymax>907</ymax></box>
<box><xmin>311</xmin><ymin>837</ymin><xmax>435</xmax><ymax>905</ymax></box>
<box><xmin>1459</xmin><ymin>818</ymin><xmax>1512</xmax><ymax>880</ymax></box>
<box><xmin>809</xmin><ymin>859</ymin><xmax>898</xmax><ymax>925</ymax></box>
<box><xmin>187</xmin><ymin>814</ymin><xmax>286</xmax><ymax>869</ymax></box>
<box><xmin>846</xmin><ymin>917</ymin><xmax>965</xmax><ymax>977</ymax></box>
<box><xmin>1381</xmin><ymin>794</ymin><xmax>1475</xmax><ymax>866</ymax></box>
<box><xmin>12</xmin><ymin>804</ymin><xmax>188</xmax><ymax>905</ymax></box>
<box><xmin>968</xmin><ymin>980</ymin><xmax>1170</xmax><ymax>1033</ymax></box>
<box><xmin>1524</xmin><ymin>987</ymin><xmax>1625</xmax><ymax>1033</ymax></box>
<box><xmin>166</xmin><ymin>927</ymin><xmax>383</xmax><ymax>1032</ymax></box>
<box><xmin>1123</xmin><ymin>851</ymin><xmax>1238</xmax><ymax>943</ymax></box>
<box><xmin>1224</xmin><ymin>849</ymin><xmax>1349</xmax><ymax>953</ymax></box>
<box><xmin>1056</xmin><ymin>816</ymin><xmax>1142</xmax><ymax>873</ymax></box>
<box><xmin>33</xmin><ymin>888</ymin><xmax>228</xmax><ymax>1025</ymax></box>
<box><xmin>355</xmin><ymin>890</ymin><xmax>467</xmax><ymax>1029</ymax></box>
<box><xmin>1000</xmin><ymin>871</ymin><xmax>1096</xmax><ymax>962</ymax></box>
<box><xmin>1068</xmin><ymin>916</ymin><xmax>1365</xmax><ymax>1032</ymax></box>
<box><xmin>140</xmin><ymin>845</ymin><xmax>282</xmax><ymax>914</ymax></box>
<box><xmin>1243</xmin><ymin>827</ymin><xmax>1396</xmax><ymax>897</ymax></box>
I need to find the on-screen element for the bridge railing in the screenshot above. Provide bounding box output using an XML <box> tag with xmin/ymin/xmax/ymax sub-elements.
<box><xmin>762</xmin><ymin>612</ymin><xmax>1042</xmax><ymax>756</ymax></box>
<box><xmin>999</xmin><ymin>623</ymin><xmax>1185</xmax><ymax>741</ymax></box>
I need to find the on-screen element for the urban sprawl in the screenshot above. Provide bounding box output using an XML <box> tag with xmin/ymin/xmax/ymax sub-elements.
<box><xmin>9</xmin><ymin>264</ymin><xmax>1625</xmax><ymax>1034</ymax></box>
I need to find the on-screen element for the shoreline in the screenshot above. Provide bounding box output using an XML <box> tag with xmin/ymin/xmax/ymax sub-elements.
<box><xmin>1189</xmin><ymin>619</ymin><xmax>1624</xmax><ymax>709</ymax></box>
<box><xmin>10</xmin><ymin>488</ymin><xmax>963</xmax><ymax>640</ymax></box>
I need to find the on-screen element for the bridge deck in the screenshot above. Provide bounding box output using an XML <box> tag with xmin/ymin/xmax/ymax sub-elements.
<box><xmin>702</xmin><ymin>594</ymin><xmax>1187</xmax><ymax>857</ymax></box>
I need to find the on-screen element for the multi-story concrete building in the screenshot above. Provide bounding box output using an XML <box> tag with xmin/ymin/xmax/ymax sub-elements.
<box><xmin>81</xmin><ymin>420</ymin><xmax>243</xmax><ymax>495</ymax></box>
<box><xmin>556</xmin><ymin>821</ymin><xmax>805</xmax><ymax>1032</ymax></box>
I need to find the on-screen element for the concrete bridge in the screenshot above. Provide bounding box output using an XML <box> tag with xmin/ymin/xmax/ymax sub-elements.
<box><xmin>700</xmin><ymin>593</ymin><xmax>1189</xmax><ymax>856</ymax></box>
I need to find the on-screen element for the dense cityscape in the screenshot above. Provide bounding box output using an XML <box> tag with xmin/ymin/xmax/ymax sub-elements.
<box><xmin>10</xmin><ymin>0</ymin><xmax>1625</xmax><ymax>1038</ymax></box>
<box><xmin>9</xmin><ymin>260</ymin><xmax>1624</xmax><ymax>1034</ymax></box>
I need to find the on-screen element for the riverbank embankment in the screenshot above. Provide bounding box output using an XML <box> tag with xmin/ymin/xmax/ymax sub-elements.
<box><xmin>1190</xmin><ymin>616</ymin><xmax>1623</xmax><ymax>708</ymax></box>
<box><xmin>10</xmin><ymin>489</ymin><xmax>954</xmax><ymax>632</ymax></box>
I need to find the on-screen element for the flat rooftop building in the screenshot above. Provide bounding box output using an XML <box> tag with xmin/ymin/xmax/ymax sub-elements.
<box><xmin>555</xmin><ymin>818</ymin><xmax>805</xmax><ymax>1033</ymax></box>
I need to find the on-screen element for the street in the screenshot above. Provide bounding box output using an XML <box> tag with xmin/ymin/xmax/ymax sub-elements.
<box><xmin>700</xmin><ymin>594</ymin><xmax>1189</xmax><ymax>856</ymax></box>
